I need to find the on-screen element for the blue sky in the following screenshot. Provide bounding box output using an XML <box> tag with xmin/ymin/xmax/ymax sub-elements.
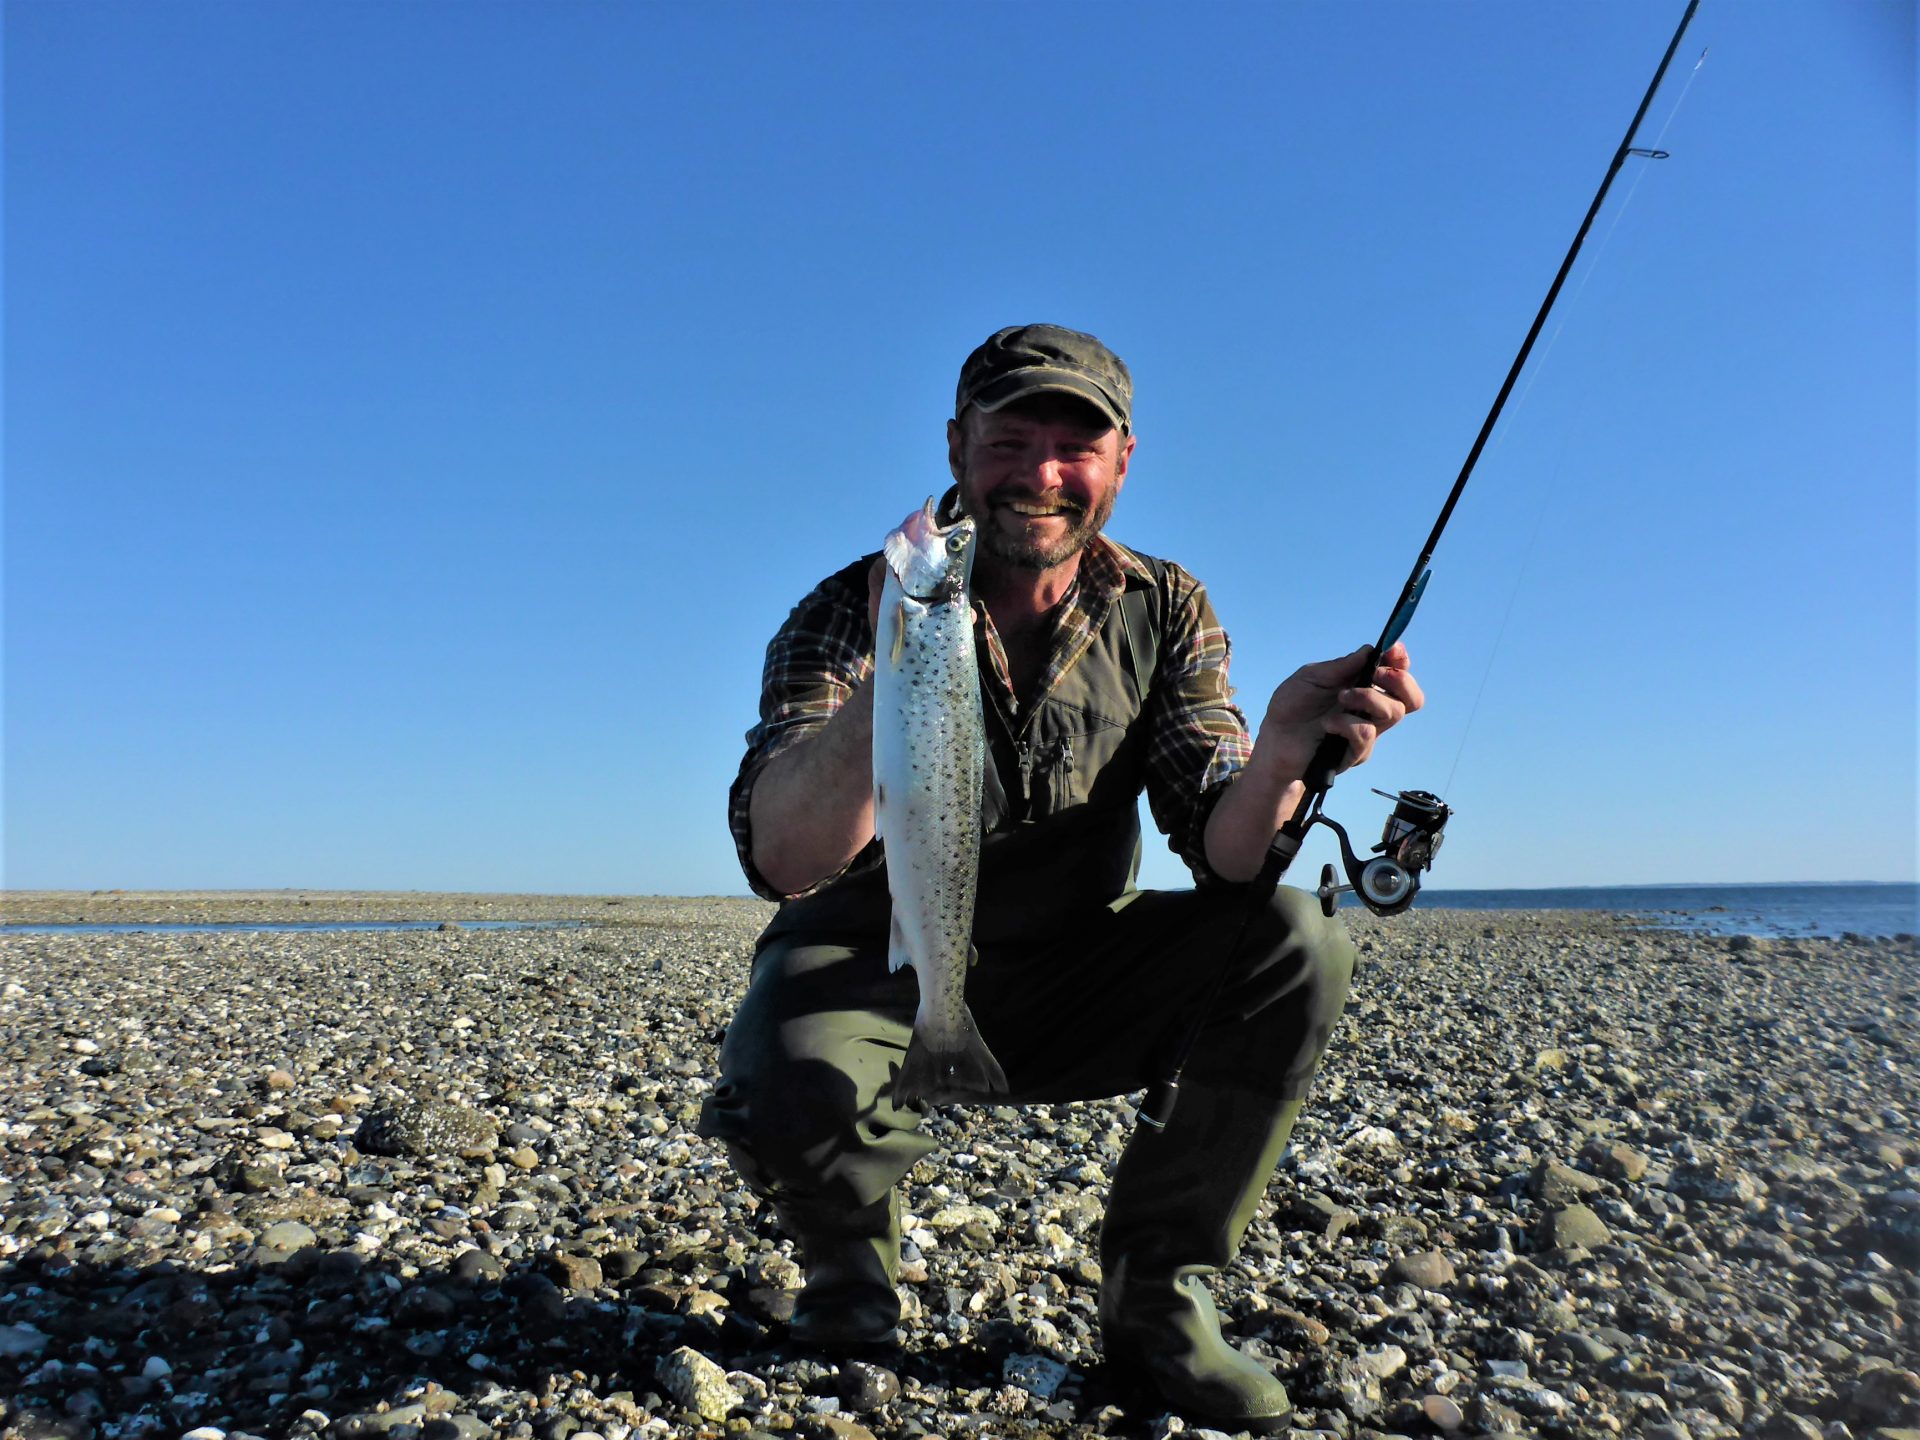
<box><xmin>5</xmin><ymin>0</ymin><xmax>1913</xmax><ymax>895</ymax></box>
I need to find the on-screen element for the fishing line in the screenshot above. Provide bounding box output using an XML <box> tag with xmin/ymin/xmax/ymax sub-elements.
<box><xmin>1434</xmin><ymin>45</ymin><xmax>1709</xmax><ymax>796</ymax></box>
<box><xmin>1439</xmin><ymin>417</ymin><xmax>1578</xmax><ymax>801</ymax></box>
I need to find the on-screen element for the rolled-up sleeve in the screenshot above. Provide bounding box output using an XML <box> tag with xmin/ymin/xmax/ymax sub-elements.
<box><xmin>1140</xmin><ymin>563</ymin><xmax>1254</xmax><ymax>884</ymax></box>
<box><xmin>728</xmin><ymin>557</ymin><xmax>879</xmax><ymax>900</ymax></box>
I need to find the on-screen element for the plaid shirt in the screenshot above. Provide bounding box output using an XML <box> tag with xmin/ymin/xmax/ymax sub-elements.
<box><xmin>729</xmin><ymin>528</ymin><xmax>1253</xmax><ymax>900</ymax></box>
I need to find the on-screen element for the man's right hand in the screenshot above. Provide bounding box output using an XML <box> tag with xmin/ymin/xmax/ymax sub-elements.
<box><xmin>747</xmin><ymin>556</ymin><xmax>889</xmax><ymax>899</ymax></box>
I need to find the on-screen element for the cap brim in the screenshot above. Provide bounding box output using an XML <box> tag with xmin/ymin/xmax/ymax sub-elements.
<box><xmin>967</xmin><ymin>367</ymin><xmax>1128</xmax><ymax>433</ymax></box>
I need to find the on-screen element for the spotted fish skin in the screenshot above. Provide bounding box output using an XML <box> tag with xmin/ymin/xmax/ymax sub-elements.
<box><xmin>874</xmin><ymin>497</ymin><xmax>1009</xmax><ymax>1108</ymax></box>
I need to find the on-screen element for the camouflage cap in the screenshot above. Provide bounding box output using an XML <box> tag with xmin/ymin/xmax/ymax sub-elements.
<box><xmin>955</xmin><ymin>324</ymin><xmax>1133</xmax><ymax>435</ymax></box>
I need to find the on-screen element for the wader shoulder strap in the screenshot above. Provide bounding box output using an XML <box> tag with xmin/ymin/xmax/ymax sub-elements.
<box><xmin>1115</xmin><ymin>546</ymin><xmax>1170</xmax><ymax>705</ymax></box>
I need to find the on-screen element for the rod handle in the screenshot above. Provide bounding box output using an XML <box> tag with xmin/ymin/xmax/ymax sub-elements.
<box><xmin>1138</xmin><ymin>1078</ymin><xmax>1179</xmax><ymax>1130</ymax></box>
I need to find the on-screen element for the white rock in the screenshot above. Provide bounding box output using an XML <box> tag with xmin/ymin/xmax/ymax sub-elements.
<box><xmin>1003</xmin><ymin>1353</ymin><xmax>1069</xmax><ymax>1399</ymax></box>
<box><xmin>1032</xmin><ymin>1221</ymin><xmax>1074</xmax><ymax>1262</ymax></box>
<box><xmin>1345</xmin><ymin>1125</ymin><xmax>1401</xmax><ymax>1153</ymax></box>
<box><xmin>656</xmin><ymin>1346</ymin><xmax>739</xmax><ymax>1422</ymax></box>
<box><xmin>928</xmin><ymin>1203</ymin><xmax>999</xmax><ymax>1232</ymax></box>
<box><xmin>1355</xmin><ymin>1344</ymin><xmax>1408</xmax><ymax>1379</ymax></box>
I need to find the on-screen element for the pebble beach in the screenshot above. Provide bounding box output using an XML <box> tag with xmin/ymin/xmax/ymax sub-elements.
<box><xmin>1</xmin><ymin>892</ymin><xmax>1915</xmax><ymax>1440</ymax></box>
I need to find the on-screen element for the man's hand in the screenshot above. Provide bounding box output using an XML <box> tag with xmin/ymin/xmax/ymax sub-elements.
<box><xmin>1254</xmin><ymin>641</ymin><xmax>1424</xmax><ymax>782</ymax></box>
<box><xmin>747</xmin><ymin>558</ymin><xmax>890</xmax><ymax>898</ymax></box>
<box><xmin>1203</xmin><ymin>642</ymin><xmax>1424</xmax><ymax>883</ymax></box>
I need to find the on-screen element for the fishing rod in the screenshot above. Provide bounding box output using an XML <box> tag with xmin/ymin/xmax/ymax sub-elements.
<box><xmin>1140</xmin><ymin>0</ymin><xmax>1703</xmax><ymax>1130</ymax></box>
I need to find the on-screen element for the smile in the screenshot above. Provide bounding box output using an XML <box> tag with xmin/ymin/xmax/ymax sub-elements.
<box><xmin>1001</xmin><ymin>499</ymin><xmax>1079</xmax><ymax>518</ymax></box>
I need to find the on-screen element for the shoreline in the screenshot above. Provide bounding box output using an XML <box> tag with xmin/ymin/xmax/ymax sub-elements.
<box><xmin>1</xmin><ymin>899</ymin><xmax>1915</xmax><ymax>1439</ymax></box>
<box><xmin>0</xmin><ymin>891</ymin><xmax>779</xmax><ymax>928</ymax></box>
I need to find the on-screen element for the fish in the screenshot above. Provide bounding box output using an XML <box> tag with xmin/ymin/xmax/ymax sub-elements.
<box><xmin>873</xmin><ymin>496</ymin><xmax>1010</xmax><ymax>1109</ymax></box>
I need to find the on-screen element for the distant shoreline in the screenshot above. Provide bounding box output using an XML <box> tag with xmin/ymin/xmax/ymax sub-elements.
<box><xmin>0</xmin><ymin>890</ymin><xmax>778</xmax><ymax>927</ymax></box>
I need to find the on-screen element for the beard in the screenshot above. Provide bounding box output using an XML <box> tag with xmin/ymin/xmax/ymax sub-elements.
<box><xmin>971</xmin><ymin>487</ymin><xmax>1117</xmax><ymax>571</ymax></box>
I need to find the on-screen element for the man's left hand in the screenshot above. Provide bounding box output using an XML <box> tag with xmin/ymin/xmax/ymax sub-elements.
<box><xmin>1203</xmin><ymin>643</ymin><xmax>1425</xmax><ymax>883</ymax></box>
<box><xmin>1254</xmin><ymin>641</ymin><xmax>1425</xmax><ymax>783</ymax></box>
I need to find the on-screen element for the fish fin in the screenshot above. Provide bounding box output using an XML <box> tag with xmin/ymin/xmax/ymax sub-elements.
<box><xmin>891</xmin><ymin>1007</ymin><xmax>1009</xmax><ymax>1110</ymax></box>
<box><xmin>968</xmin><ymin>942</ymin><xmax>980</xmax><ymax>970</ymax></box>
<box><xmin>890</xmin><ymin>602</ymin><xmax>906</xmax><ymax>665</ymax></box>
<box><xmin>873</xmin><ymin>781</ymin><xmax>885</xmax><ymax>840</ymax></box>
<box><xmin>882</xmin><ymin>527</ymin><xmax>917</xmax><ymax>585</ymax></box>
<box><xmin>886</xmin><ymin>911</ymin><xmax>912</xmax><ymax>974</ymax></box>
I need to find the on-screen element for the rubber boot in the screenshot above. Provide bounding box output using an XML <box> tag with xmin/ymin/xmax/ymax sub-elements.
<box><xmin>779</xmin><ymin>1189</ymin><xmax>903</xmax><ymax>1351</ymax></box>
<box><xmin>1098</xmin><ymin>1083</ymin><xmax>1305</xmax><ymax>1433</ymax></box>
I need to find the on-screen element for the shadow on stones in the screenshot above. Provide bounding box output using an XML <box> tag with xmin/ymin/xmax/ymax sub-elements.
<box><xmin>0</xmin><ymin>1238</ymin><xmax>785</xmax><ymax>1440</ymax></box>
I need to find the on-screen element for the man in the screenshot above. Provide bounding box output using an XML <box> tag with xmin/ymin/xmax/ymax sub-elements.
<box><xmin>700</xmin><ymin>324</ymin><xmax>1422</xmax><ymax>1432</ymax></box>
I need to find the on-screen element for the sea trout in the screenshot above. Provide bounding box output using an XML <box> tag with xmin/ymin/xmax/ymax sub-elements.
<box><xmin>873</xmin><ymin>496</ymin><xmax>1009</xmax><ymax>1109</ymax></box>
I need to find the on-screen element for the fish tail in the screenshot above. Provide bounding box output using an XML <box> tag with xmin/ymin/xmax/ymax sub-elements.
<box><xmin>891</xmin><ymin>1010</ymin><xmax>1009</xmax><ymax>1110</ymax></box>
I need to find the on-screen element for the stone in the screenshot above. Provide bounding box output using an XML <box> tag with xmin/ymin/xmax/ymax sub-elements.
<box><xmin>331</xmin><ymin>1404</ymin><xmax>430</xmax><ymax>1437</ymax></box>
<box><xmin>1002</xmin><ymin>1353</ymin><xmax>1069</xmax><ymax>1399</ymax></box>
<box><xmin>1354</xmin><ymin>1345</ymin><xmax>1407</xmax><ymax>1379</ymax></box>
<box><xmin>1421</xmin><ymin>1394</ymin><xmax>1465</xmax><ymax>1432</ymax></box>
<box><xmin>804</xmin><ymin>1419</ymin><xmax>877</xmax><ymax>1440</ymax></box>
<box><xmin>1556</xmin><ymin>1332</ymin><xmax>1618</xmax><ymax>1365</ymax></box>
<box><xmin>0</xmin><ymin>1323</ymin><xmax>51</xmax><ymax>1358</ymax></box>
<box><xmin>1277</xmin><ymin>1191</ymin><xmax>1360</xmax><ymax>1238</ymax></box>
<box><xmin>926</xmin><ymin>1204</ymin><xmax>998</xmax><ymax>1233</ymax></box>
<box><xmin>258</xmin><ymin>1220</ymin><xmax>318</xmax><ymax>1253</ymax></box>
<box><xmin>1590</xmin><ymin>1140</ymin><xmax>1652</xmax><ymax>1182</ymax></box>
<box><xmin>355</xmin><ymin>1100</ymin><xmax>498</xmax><ymax>1158</ymax></box>
<box><xmin>656</xmin><ymin>1346</ymin><xmax>739</xmax><ymax>1421</ymax></box>
<box><xmin>1752</xmin><ymin>1415</ymin><xmax>1823</xmax><ymax>1440</ymax></box>
<box><xmin>1670</xmin><ymin>1159</ymin><xmax>1766</xmax><ymax>1206</ymax></box>
<box><xmin>1534</xmin><ymin>1159</ymin><xmax>1605</xmax><ymax>1206</ymax></box>
<box><xmin>1849</xmin><ymin>1367</ymin><xmax>1920</xmax><ymax>1425</ymax></box>
<box><xmin>1541</xmin><ymin>1203</ymin><xmax>1610</xmax><ymax>1250</ymax></box>
<box><xmin>836</xmin><ymin>1361</ymin><xmax>900</xmax><ymax>1411</ymax></box>
<box><xmin>452</xmin><ymin>1248</ymin><xmax>505</xmax><ymax>1284</ymax></box>
<box><xmin>602</xmin><ymin>1248</ymin><xmax>647</xmax><ymax>1283</ymax></box>
<box><xmin>1389</xmin><ymin>1248</ymin><xmax>1456</xmax><ymax>1288</ymax></box>
<box><xmin>544</xmin><ymin>1251</ymin><xmax>603</xmax><ymax>1293</ymax></box>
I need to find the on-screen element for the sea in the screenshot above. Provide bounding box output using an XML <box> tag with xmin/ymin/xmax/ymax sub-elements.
<box><xmin>1418</xmin><ymin>881</ymin><xmax>1918</xmax><ymax>939</ymax></box>
<box><xmin>1</xmin><ymin>887</ymin><xmax>1914</xmax><ymax>940</ymax></box>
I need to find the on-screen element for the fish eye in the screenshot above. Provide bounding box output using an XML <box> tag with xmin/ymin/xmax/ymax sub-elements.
<box><xmin>947</xmin><ymin>532</ymin><xmax>968</xmax><ymax>553</ymax></box>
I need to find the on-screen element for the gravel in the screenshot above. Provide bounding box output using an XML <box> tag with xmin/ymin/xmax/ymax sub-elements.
<box><xmin>1</xmin><ymin>894</ymin><xmax>1915</xmax><ymax>1440</ymax></box>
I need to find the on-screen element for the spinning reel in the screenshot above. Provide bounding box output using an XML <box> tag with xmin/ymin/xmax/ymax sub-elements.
<box><xmin>1311</xmin><ymin>787</ymin><xmax>1451</xmax><ymax>917</ymax></box>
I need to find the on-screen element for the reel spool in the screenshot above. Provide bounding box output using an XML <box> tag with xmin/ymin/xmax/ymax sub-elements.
<box><xmin>1315</xmin><ymin>787</ymin><xmax>1452</xmax><ymax>918</ymax></box>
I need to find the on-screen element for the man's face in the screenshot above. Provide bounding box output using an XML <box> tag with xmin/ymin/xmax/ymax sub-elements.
<box><xmin>948</xmin><ymin>395</ymin><xmax>1134</xmax><ymax>572</ymax></box>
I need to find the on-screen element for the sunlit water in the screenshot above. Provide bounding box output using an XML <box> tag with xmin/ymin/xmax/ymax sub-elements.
<box><xmin>1418</xmin><ymin>882</ymin><xmax>1918</xmax><ymax>938</ymax></box>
